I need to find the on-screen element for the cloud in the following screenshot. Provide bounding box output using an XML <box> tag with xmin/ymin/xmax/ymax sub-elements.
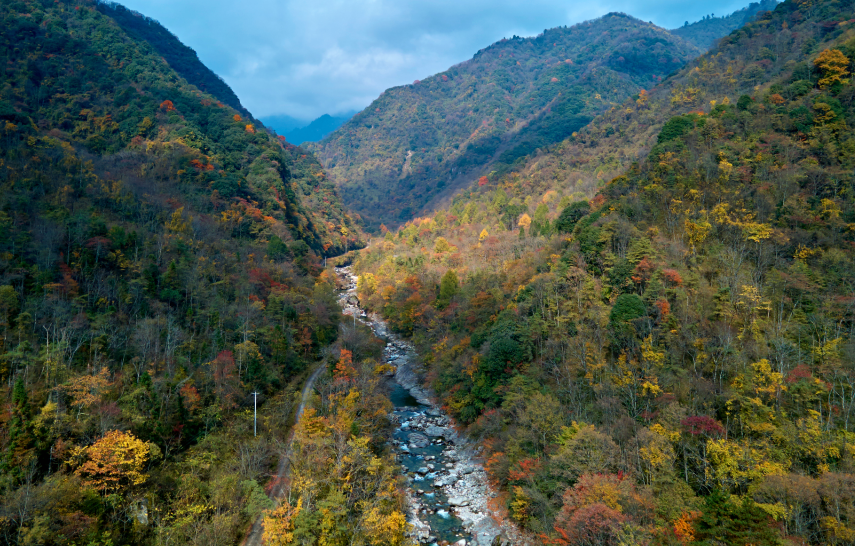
<box><xmin>116</xmin><ymin>0</ymin><xmax>757</xmax><ymax>119</ymax></box>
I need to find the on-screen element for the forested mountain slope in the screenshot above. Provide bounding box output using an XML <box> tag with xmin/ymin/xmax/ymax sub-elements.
<box><xmin>351</xmin><ymin>0</ymin><xmax>855</xmax><ymax>543</ymax></box>
<box><xmin>0</xmin><ymin>1</ymin><xmax>387</xmax><ymax>545</ymax></box>
<box><xmin>309</xmin><ymin>14</ymin><xmax>703</xmax><ymax>230</ymax></box>
<box><xmin>95</xmin><ymin>1</ymin><xmax>249</xmax><ymax>116</ymax></box>
<box><xmin>672</xmin><ymin>0</ymin><xmax>779</xmax><ymax>51</ymax></box>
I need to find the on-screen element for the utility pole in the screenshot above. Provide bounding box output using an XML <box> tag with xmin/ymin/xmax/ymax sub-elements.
<box><xmin>252</xmin><ymin>391</ymin><xmax>259</xmax><ymax>436</ymax></box>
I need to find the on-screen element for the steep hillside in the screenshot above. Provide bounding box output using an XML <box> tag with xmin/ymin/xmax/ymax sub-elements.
<box><xmin>96</xmin><ymin>1</ymin><xmax>249</xmax><ymax>116</ymax></box>
<box><xmin>309</xmin><ymin>13</ymin><xmax>702</xmax><ymax>230</ymax></box>
<box><xmin>0</xmin><ymin>0</ymin><xmax>361</xmax><ymax>256</ymax></box>
<box><xmin>0</xmin><ymin>2</ymin><xmax>390</xmax><ymax>545</ymax></box>
<box><xmin>672</xmin><ymin>0</ymin><xmax>779</xmax><ymax>50</ymax></box>
<box><xmin>351</xmin><ymin>0</ymin><xmax>855</xmax><ymax>543</ymax></box>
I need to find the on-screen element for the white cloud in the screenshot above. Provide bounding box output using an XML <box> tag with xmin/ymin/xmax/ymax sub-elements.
<box><xmin>117</xmin><ymin>0</ymin><xmax>759</xmax><ymax>119</ymax></box>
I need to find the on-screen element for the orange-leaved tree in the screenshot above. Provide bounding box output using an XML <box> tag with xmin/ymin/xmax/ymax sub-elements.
<box><xmin>333</xmin><ymin>348</ymin><xmax>357</xmax><ymax>384</ymax></box>
<box><xmin>71</xmin><ymin>430</ymin><xmax>154</xmax><ymax>494</ymax></box>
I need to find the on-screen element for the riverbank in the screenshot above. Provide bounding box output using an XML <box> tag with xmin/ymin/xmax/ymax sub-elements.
<box><xmin>336</xmin><ymin>266</ymin><xmax>528</xmax><ymax>546</ymax></box>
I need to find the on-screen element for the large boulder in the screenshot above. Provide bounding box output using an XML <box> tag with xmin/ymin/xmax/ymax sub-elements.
<box><xmin>448</xmin><ymin>496</ymin><xmax>470</xmax><ymax>507</ymax></box>
<box><xmin>408</xmin><ymin>432</ymin><xmax>429</xmax><ymax>448</ymax></box>
<box><xmin>425</xmin><ymin>425</ymin><xmax>449</xmax><ymax>438</ymax></box>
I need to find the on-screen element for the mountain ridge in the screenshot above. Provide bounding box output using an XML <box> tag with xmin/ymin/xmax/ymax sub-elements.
<box><xmin>282</xmin><ymin>112</ymin><xmax>354</xmax><ymax>145</ymax></box>
<box><xmin>671</xmin><ymin>0</ymin><xmax>780</xmax><ymax>50</ymax></box>
<box><xmin>95</xmin><ymin>0</ymin><xmax>250</xmax><ymax>116</ymax></box>
<box><xmin>308</xmin><ymin>12</ymin><xmax>703</xmax><ymax>230</ymax></box>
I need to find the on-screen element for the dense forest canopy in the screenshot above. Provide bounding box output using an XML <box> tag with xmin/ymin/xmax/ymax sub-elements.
<box><xmin>0</xmin><ymin>0</ymin><xmax>381</xmax><ymax>544</ymax></box>
<box><xmin>4</xmin><ymin>0</ymin><xmax>855</xmax><ymax>544</ymax></box>
<box><xmin>351</xmin><ymin>0</ymin><xmax>855</xmax><ymax>543</ymax></box>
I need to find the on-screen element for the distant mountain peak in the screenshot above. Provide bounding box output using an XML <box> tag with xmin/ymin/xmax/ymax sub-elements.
<box><xmin>671</xmin><ymin>0</ymin><xmax>779</xmax><ymax>50</ymax></box>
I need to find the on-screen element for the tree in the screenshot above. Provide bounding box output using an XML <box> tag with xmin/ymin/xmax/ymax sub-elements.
<box><xmin>63</xmin><ymin>369</ymin><xmax>111</xmax><ymax>420</ymax></box>
<box><xmin>72</xmin><ymin>430</ymin><xmax>153</xmax><ymax>494</ymax></box>
<box><xmin>0</xmin><ymin>284</ymin><xmax>18</xmax><ymax>343</ymax></box>
<box><xmin>437</xmin><ymin>269</ymin><xmax>459</xmax><ymax>309</ymax></box>
<box><xmin>549</xmin><ymin>423</ymin><xmax>621</xmax><ymax>485</ymax></box>
<box><xmin>693</xmin><ymin>490</ymin><xmax>782</xmax><ymax>545</ymax></box>
<box><xmin>263</xmin><ymin>499</ymin><xmax>302</xmax><ymax>546</ymax></box>
<box><xmin>555</xmin><ymin>201</ymin><xmax>590</xmax><ymax>233</ymax></box>
<box><xmin>609</xmin><ymin>293</ymin><xmax>646</xmax><ymax>350</ymax></box>
<box><xmin>519</xmin><ymin>392</ymin><xmax>564</xmax><ymax>452</ymax></box>
<box><xmin>814</xmin><ymin>49</ymin><xmax>849</xmax><ymax>89</ymax></box>
<box><xmin>268</xmin><ymin>235</ymin><xmax>288</xmax><ymax>260</ymax></box>
<box><xmin>434</xmin><ymin>236</ymin><xmax>453</xmax><ymax>253</ymax></box>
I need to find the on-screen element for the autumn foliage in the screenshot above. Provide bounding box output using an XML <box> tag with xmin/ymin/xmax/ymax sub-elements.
<box><xmin>71</xmin><ymin>430</ymin><xmax>153</xmax><ymax>493</ymax></box>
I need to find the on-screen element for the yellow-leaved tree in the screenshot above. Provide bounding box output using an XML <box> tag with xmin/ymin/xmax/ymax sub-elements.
<box><xmin>814</xmin><ymin>49</ymin><xmax>850</xmax><ymax>89</ymax></box>
<box><xmin>72</xmin><ymin>430</ymin><xmax>155</xmax><ymax>494</ymax></box>
<box><xmin>263</xmin><ymin>499</ymin><xmax>302</xmax><ymax>546</ymax></box>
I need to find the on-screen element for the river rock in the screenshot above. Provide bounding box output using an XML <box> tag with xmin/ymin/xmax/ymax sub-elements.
<box><xmin>448</xmin><ymin>496</ymin><xmax>470</xmax><ymax>507</ymax></box>
<box><xmin>417</xmin><ymin>467</ymin><xmax>429</xmax><ymax>475</ymax></box>
<box><xmin>435</xmin><ymin>475</ymin><xmax>456</xmax><ymax>487</ymax></box>
<box><xmin>425</xmin><ymin>425</ymin><xmax>449</xmax><ymax>438</ymax></box>
<box><xmin>408</xmin><ymin>433</ymin><xmax>429</xmax><ymax>448</ymax></box>
<box><xmin>468</xmin><ymin>517</ymin><xmax>504</xmax><ymax>546</ymax></box>
<box><xmin>453</xmin><ymin>540</ymin><xmax>467</xmax><ymax>546</ymax></box>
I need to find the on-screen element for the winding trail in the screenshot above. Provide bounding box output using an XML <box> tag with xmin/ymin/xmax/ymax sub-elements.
<box><xmin>242</xmin><ymin>363</ymin><xmax>326</xmax><ymax>546</ymax></box>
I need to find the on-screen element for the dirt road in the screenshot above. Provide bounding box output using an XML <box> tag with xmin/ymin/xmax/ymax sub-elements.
<box><xmin>242</xmin><ymin>363</ymin><xmax>326</xmax><ymax>546</ymax></box>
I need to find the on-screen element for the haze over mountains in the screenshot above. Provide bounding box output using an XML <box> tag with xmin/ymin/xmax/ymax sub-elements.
<box><xmin>670</xmin><ymin>0</ymin><xmax>779</xmax><ymax>49</ymax></box>
<box><xmin>262</xmin><ymin>112</ymin><xmax>356</xmax><ymax>145</ymax></box>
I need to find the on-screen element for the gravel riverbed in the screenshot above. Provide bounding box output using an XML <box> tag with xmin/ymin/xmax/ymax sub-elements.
<box><xmin>336</xmin><ymin>266</ymin><xmax>528</xmax><ymax>546</ymax></box>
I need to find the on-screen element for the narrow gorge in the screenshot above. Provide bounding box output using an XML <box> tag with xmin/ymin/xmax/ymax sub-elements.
<box><xmin>335</xmin><ymin>266</ymin><xmax>526</xmax><ymax>546</ymax></box>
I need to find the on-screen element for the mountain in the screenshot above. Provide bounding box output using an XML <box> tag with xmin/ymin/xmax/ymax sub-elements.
<box><xmin>282</xmin><ymin>113</ymin><xmax>354</xmax><ymax>145</ymax></box>
<box><xmin>260</xmin><ymin>113</ymin><xmax>309</xmax><ymax>135</ymax></box>
<box><xmin>671</xmin><ymin>0</ymin><xmax>779</xmax><ymax>50</ymax></box>
<box><xmin>349</xmin><ymin>0</ymin><xmax>855</xmax><ymax>543</ymax></box>
<box><xmin>308</xmin><ymin>13</ymin><xmax>703</xmax><ymax>230</ymax></box>
<box><xmin>96</xmin><ymin>1</ymin><xmax>249</xmax><ymax>115</ymax></box>
<box><xmin>0</xmin><ymin>1</ymin><xmax>381</xmax><ymax>544</ymax></box>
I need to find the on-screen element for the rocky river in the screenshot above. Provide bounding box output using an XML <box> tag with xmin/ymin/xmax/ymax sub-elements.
<box><xmin>335</xmin><ymin>266</ymin><xmax>524</xmax><ymax>546</ymax></box>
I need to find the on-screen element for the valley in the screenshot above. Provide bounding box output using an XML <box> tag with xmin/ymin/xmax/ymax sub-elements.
<box><xmin>3</xmin><ymin>0</ymin><xmax>855</xmax><ymax>544</ymax></box>
<box><xmin>337</xmin><ymin>266</ymin><xmax>518</xmax><ymax>546</ymax></box>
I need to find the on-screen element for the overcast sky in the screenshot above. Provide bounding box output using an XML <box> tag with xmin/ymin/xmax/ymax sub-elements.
<box><xmin>118</xmin><ymin>0</ymin><xmax>754</xmax><ymax>121</ymax></box>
